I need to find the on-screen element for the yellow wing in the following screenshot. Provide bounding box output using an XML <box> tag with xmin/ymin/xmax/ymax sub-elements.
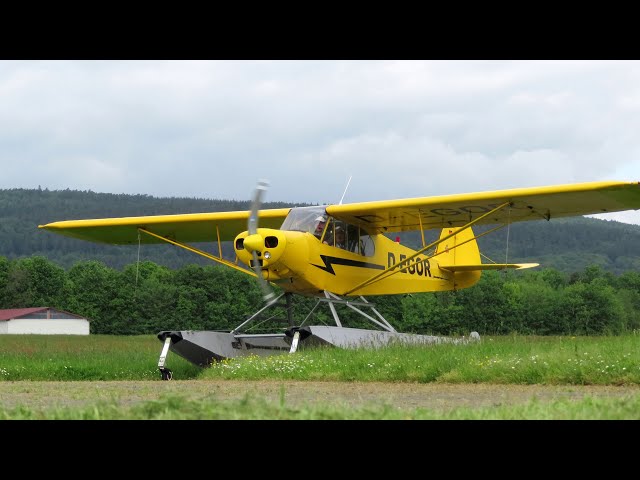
<box><xmin>39</xmin><ymin>181</ymin><xmax>640</xmax><ymax>243</ymax></box>
<box><xmin>327</xmin><ymin>181</ymin><xmax>640</xmax><ymax>232</ymax></box>
<box><xmin>39</xmin><ymin>208</ymin><xmax>291</xmax><ymax>245</ymax></box>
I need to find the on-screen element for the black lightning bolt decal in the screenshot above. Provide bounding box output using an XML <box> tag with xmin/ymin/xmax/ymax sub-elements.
<box><xmin>311</xmin><ymin>255</ymin><xmax>385</xmax><ymax>275</ymax></box>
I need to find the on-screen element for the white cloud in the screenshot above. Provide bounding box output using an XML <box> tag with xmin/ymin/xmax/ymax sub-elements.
<box><xmin>0</xmin><ymin>60</ymin><xmax>639</xmax><ymax>224</ymax></box>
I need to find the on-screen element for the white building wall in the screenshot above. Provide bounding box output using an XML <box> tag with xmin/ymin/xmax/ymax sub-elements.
<box><xmin>6</xmin><ymin>319</ymin><xmax>90</xmax><ymax>335</ymax></box>
<box><xmin>0</xmin><ymin>322</ymin><xmax>7</xmax><ymax>334</ymax></box>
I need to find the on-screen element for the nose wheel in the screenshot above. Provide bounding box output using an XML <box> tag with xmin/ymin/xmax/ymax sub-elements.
<box><xmin>160</xmin><ymin>367</ymin><xmax>173</xmax><ymax>381</ymax></box>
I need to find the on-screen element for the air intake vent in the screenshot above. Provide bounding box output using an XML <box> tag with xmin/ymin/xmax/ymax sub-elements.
<box><xmin>265</xmin><ymin>236</ymin><xmax>279</xmax><ymax>248</ymax></box>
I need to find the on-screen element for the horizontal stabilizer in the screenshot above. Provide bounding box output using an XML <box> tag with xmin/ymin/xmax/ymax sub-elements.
<box><xmin>439</xmin><ymin>263</ymin><xmax>539</xmax><ymax>272</ymax></box>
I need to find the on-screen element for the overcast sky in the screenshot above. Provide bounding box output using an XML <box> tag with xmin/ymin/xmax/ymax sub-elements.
<box><xmin>2</xmin><ymin>60</ymin><xmax>639</xmax><ymax>223</ymax></box>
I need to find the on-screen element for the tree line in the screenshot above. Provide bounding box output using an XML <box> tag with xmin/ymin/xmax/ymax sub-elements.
<box><xmin>3</xmin><ymin>187</ymin><xmax>640</xmax><ymax>273</ymax></box>
<box><xmin>1</xmin><ymin>255</ymin><xmax>639</xmax><ymax>336</ymax></box>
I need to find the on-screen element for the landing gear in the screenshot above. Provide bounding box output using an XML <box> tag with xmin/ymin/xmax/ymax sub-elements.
<box><xmin>289</xmin><ymin>330</ymin><xmax>301</xmax><ymax>353</ymax></box>
<box><xmin>158</xmin><ymin>335</ymin><xmax>173</xmax><ymax>381</ymax></box>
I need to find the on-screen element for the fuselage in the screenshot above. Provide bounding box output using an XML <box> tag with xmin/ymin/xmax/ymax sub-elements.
<box><xmin>234</xmin><ymin>206</ymin><xmax>481</xmax><ymax>296</ymax></box>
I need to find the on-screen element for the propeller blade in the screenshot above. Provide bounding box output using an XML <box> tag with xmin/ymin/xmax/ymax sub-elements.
<box><xmin>248</xmin><ymin>179</ymin><xmax>276</xmax><ymax>306</ymax></box>
<box><xmin>248</xmin><ymin>179</ymin><xmax>269</xmax><ymax>235</ymax></box>
<box><xmin>253</xmin><ymin>251</ymin><xmax>277</xmax><ymax>305</ymax></box>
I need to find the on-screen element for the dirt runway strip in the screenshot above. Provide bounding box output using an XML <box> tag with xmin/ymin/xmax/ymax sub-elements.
<box><xmin>1</xmin><ymin>380</ymin><xmax>638</xmax><ymax>413</ymax></box>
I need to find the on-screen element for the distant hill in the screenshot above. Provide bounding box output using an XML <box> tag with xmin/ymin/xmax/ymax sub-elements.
<box><xmin>0</xmin><ymin>187</ymin><xmax>305</xmax><ymax>269</ymax></box>
<box><xmin>476</xmin><ymin>216</ymin><xmax>640</xmax><ymax>274</ymax></box>
<box><xmin>2</xmin><ymin>188</ymin><xmax>640</xmax><ymax>274</ymax></box>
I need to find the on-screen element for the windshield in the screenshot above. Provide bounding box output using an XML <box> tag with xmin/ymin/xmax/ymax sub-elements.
<box><xmin>280</xmin><ymin>206</ymin><xmax>329</xmax><ymax>235</ymax></box>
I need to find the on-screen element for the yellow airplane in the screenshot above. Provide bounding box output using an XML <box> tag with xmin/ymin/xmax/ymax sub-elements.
<box><xmin>40</xmin><ymin>180</ymin><xmax>640</xmax><ymax>379</ymax></box>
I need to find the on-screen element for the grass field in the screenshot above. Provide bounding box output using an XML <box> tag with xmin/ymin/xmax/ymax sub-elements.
<box><xmin>1</xmin><ymin>333</ymin><xmax>639</xmax><ymax>419</ymax></box>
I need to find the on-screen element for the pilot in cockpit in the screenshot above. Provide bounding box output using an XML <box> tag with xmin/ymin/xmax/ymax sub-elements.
<box><xmin>314</xmin><ymin>216</ymin><xmax>327</xmax><ymax>239</ymax></box>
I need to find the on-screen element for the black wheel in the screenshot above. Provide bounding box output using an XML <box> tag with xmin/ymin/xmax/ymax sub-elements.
<box><xmin>160</xmin><ymin>368</ymin><xmax>173</xmax><ymax>381</ymax></box>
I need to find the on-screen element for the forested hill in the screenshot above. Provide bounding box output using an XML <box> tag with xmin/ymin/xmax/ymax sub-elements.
<box><xmin>2</xmin><ymin>188</ymin><xmax>640</xmax><ymax>274</ymax></box>
<box><xmin>0</xmin><ymin>188</ymin><xmax>303</xmax><ymax>269</ymax></box>
<box><xmin>476</xmin><ymin>217</ymin><xmax>640</xmax><ymax>274</ymax></box>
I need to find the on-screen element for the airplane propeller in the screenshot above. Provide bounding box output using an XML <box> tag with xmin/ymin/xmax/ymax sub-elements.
<box><xmin>247</xmin><ymin>179</ymin><xmax>277</xmax><ymax>306</ymax></box>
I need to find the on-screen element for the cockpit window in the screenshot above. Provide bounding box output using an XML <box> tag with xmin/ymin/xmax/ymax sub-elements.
<box><xmin>281</xmin><ymin>206</ymin><xmax>375</xmax><ymax>257</ymax></box>
<box><xmin>321</xmin><ymin>219</ymin><xmax>375</xmax><ymax>256</ymax></box>
<box><xmin>280</xmin><ymin>206</ymin><xmax>329</xmax><ymax>236</ymax></box>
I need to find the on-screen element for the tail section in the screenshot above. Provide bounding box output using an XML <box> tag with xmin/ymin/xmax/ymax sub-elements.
<box><xmin>433</xmin><ymin>227</ymin><xmax>538</xmax><ymax>290</ymax></box>
<box><xmin>434</xmin><ymin>227</ymin><xmax>481</xmax><ymax>268</ymax></box>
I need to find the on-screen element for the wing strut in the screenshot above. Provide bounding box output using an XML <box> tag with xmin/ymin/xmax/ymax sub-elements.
<box><xmin>505</xmin><ymin>206</ymin><xmax>511</xmax><ymax>265</ymax></box>
<box><xmin>138</xmin><ymin>227</ymin><xmax>256</xmax><ymax>277</ymax></box>
<box><xmin>297</xmin><ymin>291</ymin><xmax>396</xmax><ymax>333</ymax></box>
<box><xmin>344</xmin><ymin>201</ymin><xmax>511</xmax><ymax>295</ymax></box>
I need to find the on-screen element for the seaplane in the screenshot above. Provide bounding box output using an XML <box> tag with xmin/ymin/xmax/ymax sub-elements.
<box><xmin>40</xmin><ymin>180</ymin><xmax>640</xmax><ymax>380</ymax></box>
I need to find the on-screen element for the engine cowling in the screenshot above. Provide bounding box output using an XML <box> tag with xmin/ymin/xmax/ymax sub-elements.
<box><xmin>234</xmin><ymin>228</ymin><xmax>287</xmax><ymax>271</ymax></box>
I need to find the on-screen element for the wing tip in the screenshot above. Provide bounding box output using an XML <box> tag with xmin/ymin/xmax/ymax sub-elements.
<box><xmin>439</xmin><ymin>262</ymin><xmax>540</xmax><ymax>272</ymax></box>
<box><xmin>515</xmin><ymin>263</ymin><xmax>540</xmax><ymax>270</ymax></box>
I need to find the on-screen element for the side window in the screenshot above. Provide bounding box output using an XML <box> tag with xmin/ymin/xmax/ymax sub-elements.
<box><xmin>346</xmin><ymin>224</ymin><xmax>359</xmax><ymax>253</ymax></box>
<box><xmin>321</xmin><ymin>219</ymin><xmax>375</xmax><ymax>256</ymax></box>
<box><xmin>359</xmin><ymin>232</ymin><xmax>375</xmax><ymax>256</ymax></box>
<box><xmin>321</xmin><ymin>219</ymin><xmax>334</xmax><ymax>244</ymax></box>
<box><xmin>333</xmin><ymin>220</ymin><xmax>347</xmax><ymax>249</ymax></box>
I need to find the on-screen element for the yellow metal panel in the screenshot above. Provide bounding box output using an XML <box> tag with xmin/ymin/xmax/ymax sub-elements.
<box><xmin>39</xmin><ymin>208</ymin><xmax>291</xmax><ymax>245</ymax></box>
<box><xmin>326</xmin><ymin>181</ymin><xmax>640</xmax><ymax>232</ymax></box>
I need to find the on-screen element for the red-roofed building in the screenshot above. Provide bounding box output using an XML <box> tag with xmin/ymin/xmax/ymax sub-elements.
<box><xmin>0</xmin><ymin>307</ymin><xmax>90</xmax><ymax>335</ymax></box>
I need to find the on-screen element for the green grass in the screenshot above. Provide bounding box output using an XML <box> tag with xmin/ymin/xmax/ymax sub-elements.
<box><xmin>1</xmin><ymin>334</ymin><xmax>639</xmax><ymax>419</ymax></box>
<box><xmin>201</xmin><ymin>334</ymin><xmax>640</xmax><ymax>385</ymax></box>
<box><xmin>2</xmin><ymin>391</ymin><xmax>640</xmax><ymax>419</ymax></box>
<box><xmin>1</xmin><ymin>333</ymin><xmax>639</xmax><ymax>385</ymax></box>
<box><xmin>0</xmin><ymin>334</ymin><xmax>200</xmax><ymax>381</ymax></box>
